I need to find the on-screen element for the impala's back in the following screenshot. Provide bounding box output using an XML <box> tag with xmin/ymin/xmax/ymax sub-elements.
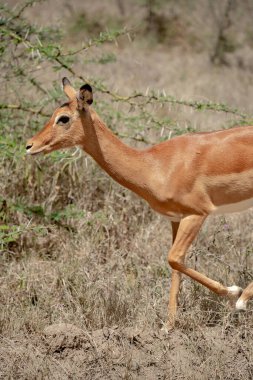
<box><xmin>146</xmin><ymin>125</ymin><xmax>253</xmax><ymax>217</ymax></box>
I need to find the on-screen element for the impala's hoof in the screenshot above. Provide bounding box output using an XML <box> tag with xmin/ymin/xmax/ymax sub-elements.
<box><xmin>235</xmin><ymin>298</ymin><xmax>247</xmax><ymax>311</ymax></box>
<box><xmin>227</xmin><ymin>285</ymin><xmax>243</xmax><ymax>308</ymax></box>
<box><xmin>227</xmin><ymin>285</ymin><xmax>243</xmax><ymax>298</ymax></box>
<box><xmin>161</xmin><ymin>323</ymin><xmax>174</xmax><ymax>334</ymax></box>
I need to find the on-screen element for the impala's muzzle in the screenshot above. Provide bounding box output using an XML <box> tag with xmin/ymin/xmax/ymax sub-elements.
<box><xmin>26</xmin><ymin>140</ymin><xmax>35</xmax><ymax>154</ymax></box>
<box><xmin>25</xmin><ymin>140</ymin><xmax>47</xmax><ymax>155</ymax></box>
<box><xmin>26</xmin><ymin>143</ymin><xmax>33</xmax><ymax>151</ymax></box>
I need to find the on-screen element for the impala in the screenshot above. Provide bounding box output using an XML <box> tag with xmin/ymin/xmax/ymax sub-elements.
<box><xmin>26</xmin><ymin>77</ymin><xmax>253</xmax><ymax>326</ymax></box>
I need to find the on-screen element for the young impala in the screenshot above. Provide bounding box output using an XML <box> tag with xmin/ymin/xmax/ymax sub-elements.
<box><xmin>26</xmin><ymin>77</ymin><xmax>253</xmax><ymax>326</ymax></box>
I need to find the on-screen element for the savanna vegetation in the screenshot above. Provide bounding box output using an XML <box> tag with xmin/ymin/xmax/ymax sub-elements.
<box><xmin>0</xmin><ymin>0</ymin><xmax>253</xmax><ymax>378</ymax></box>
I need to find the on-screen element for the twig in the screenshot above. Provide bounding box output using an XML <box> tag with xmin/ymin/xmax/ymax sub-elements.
<box><xmin>2</xmin><ymin>13</ymin><xmax>250</xmax><ymax>119</ymax></box>
<box><xmin>10</xmin><ymin>0</ymin><xmax>45</xmax><ymax>21</ymax></box>
<box><xmin>0</xmin><ymin>103</ymin><xmax>49</xmax><ymax>117</ymax></box>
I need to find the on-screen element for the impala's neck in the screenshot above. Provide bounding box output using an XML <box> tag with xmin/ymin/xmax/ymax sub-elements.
<box><xmin>80</xmin><ymin>109</ymin><xmax>151</xmax><ymax>198</ymax></box>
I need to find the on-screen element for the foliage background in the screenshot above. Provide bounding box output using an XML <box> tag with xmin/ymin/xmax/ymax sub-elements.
<box><xmin>0</xmin><ymin>0</ymin><xmax>253</xmax><ymax>378</ymax></box>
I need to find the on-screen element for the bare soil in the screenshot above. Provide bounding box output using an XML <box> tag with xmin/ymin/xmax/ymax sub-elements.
<box><xmin>1</xmin><ymin>321</ymin><xmax>253</xmax><ymax>380</ymax></box>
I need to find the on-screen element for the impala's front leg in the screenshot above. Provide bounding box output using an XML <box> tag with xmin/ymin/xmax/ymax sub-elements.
<box><xmin>167</xmin><ymin>216</ymin><xmax>207</xmax><ymax>327</ymax></box>
<box><xmin>167</xmin><ymin>215</ymin><xmax>242</xmax><ymax>327</ymax></box>
<box><xmin>168</xmin><ymin>221</ymin><xmax>181</xmax><ymax>327</ymax></box>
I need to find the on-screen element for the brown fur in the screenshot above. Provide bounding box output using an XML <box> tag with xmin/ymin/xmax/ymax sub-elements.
<box><xmin>26</xmin><ymin>79</ymin><xmax>253</xmax><ymax>326</ymax></box>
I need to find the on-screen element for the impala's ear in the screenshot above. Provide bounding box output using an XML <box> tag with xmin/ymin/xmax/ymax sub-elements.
<box><xmin>77</xmin><ymin>84</ymin><xmax>93</xmax><ymax>110</ymax></box>
<box><xmin>62</xmin><ymin>77</ymin><xmax>76</xmax><ymax>100</ymax></box>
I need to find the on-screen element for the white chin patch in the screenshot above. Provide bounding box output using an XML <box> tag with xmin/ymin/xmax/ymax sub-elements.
<box><xmin>26</xmin><ymin>147</ymin><xmax>45</xmax><ymax>156</ymax></box>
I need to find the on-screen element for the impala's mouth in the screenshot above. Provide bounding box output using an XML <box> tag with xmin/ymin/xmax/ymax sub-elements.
<box><xmin>27</xmin><ymin>150</ymin><xmax>43</xmax><ymax>156</ymax></box>
<box><xmin>26</xmin><ymin>145</ymin><xmax>49</xmax><ymax>155</ymax></box>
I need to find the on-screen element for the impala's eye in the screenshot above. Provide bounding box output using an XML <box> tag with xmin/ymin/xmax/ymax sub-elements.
<box><xmin>57</xmin><ymin>115</ymin><xmax>70</xmax><ymax>124</ymax></box>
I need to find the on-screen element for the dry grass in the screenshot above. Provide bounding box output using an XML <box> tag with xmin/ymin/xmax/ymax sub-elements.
<box><xmin>1</xmin><ymin>161</ymin><xmax>253</xmax><ymax>379</ymax></box>
<box><xmin>1</xmin><ymin>0</ymin><xmax>253</xmax><ymax>379</ymax></box>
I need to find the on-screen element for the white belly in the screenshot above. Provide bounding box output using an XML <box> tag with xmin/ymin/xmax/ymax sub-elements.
<box><xmin>212</xmin><ymin>197</ymin><xmax>253</xmax><ymax>215</ymax></box>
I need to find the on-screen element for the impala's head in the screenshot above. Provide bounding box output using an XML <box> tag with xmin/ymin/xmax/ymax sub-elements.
<box><xmin>26</xmin><ymin>77</ymin><xmax>93</xmax><ymax>155</ymax></box>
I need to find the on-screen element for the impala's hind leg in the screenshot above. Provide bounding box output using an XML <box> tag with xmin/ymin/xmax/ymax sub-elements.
<box><xmin>236</xmin><ymin>282</ymin><xmax>253</xmax><ymax>311</ymax></box>
<box><xmin>167</xmin><ymin>215</ymin><xmax>242</xmax><ymax>327</ymax></box>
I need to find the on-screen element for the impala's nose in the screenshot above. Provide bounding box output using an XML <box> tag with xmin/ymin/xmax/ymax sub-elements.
<box><xmin>26</xmin><ymin>143</ymin><xmax>33</xmax><ymax>151</ymax></box>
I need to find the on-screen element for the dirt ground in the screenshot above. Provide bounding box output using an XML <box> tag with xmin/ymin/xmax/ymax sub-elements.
<box><xmin>1</xmin><ymin>1</ymin><xmax>253</xmax><ymax>379</ymax></box>
<box><xmin>1</xmin><ymin>321</ymin><xmax>253</xmax><ymax>379</ymax></box>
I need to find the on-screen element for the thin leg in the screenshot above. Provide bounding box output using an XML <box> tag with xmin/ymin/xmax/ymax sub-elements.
<box><xmin>168</xmin><ymin>215</ymin><xmax>231</xmax><ymax>300</ymax></box>
<box><xmin>168</xmin><ymin>221</ymin><xmax>181</xmax><ymax>325</ymax></box>
<box><xmin>236</xmin><ymin>281</ymin><xmax>253</xmax><ymax>310</ymax></box>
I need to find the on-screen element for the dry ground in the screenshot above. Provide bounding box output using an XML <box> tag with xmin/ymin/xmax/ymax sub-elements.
<box><xmin>1</xmin><ymin>1</ymin><xmax>253</xmax><ymax>379</ymax></box>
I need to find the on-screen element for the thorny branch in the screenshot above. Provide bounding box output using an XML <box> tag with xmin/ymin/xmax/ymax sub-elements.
<box><xmin>0</xmin><ymin>1</ymin><xmax>251</xmax><ymax>126</ymax></box>
<box><xmin>0</xmin><ymin>103</ymin><xmax>49</xmax><ymax>117</ymax></box>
